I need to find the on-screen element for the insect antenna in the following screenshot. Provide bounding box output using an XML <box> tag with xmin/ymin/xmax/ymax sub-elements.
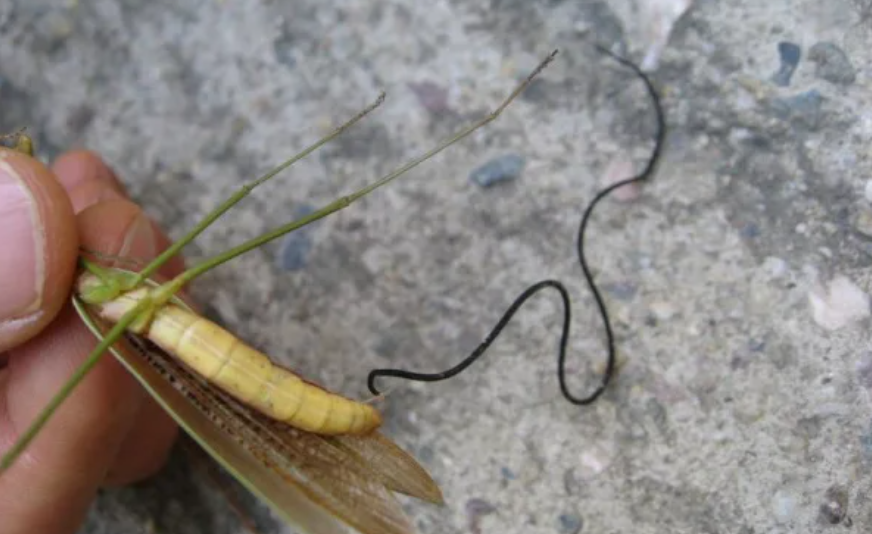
<box><xmin>367</xmin><ymin>44</ymin><xmax>666</xmax><ymax>406</ymax></box>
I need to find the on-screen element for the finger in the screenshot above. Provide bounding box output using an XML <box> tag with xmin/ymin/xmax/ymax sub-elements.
<box><xmin>0</xmin><ymin>200</ymin><xmax>172</xmax><ymax>534</ymax></box>
<box><xmin>101</xmin><ymin>392</ymin><xmax>178</xmax><ymax>487</ymax></box>
<box><xmin>51</xmin><ymin>150</ymin><xmax>127</xmax><ymax>213</ymax></box>
<box><xmin>72</xmin><ymin>201</ymin><xmax>187</xmax><ymax>486</ymax></box>
<box><xmin>56</xmin><ymin>150</ymin><xmax>188</xmax><ymax>485</ymax></box>
<box><xmin>150</xmin><ymin>220</ymin><xmax>187</xmax><ymax>280</ymax></box>
<box><xmin>78</xmin><ymin>206</ymin><xmax>185</xmax><ymax>487</ymax></box>
<box><xmin>52</xmin><ymin>150</ymin><xmax>185</xmax><ymax>277</ymax></box>
<box><xmin>0</xmin><ymin>148</ymin><xmax>78</xmax><ymax>353</ymax></box>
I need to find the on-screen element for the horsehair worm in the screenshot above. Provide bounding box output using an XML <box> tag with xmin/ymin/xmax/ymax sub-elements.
<box><xmin>367</xmin><ymin>44</ymin><xmax>666</xmax><ymax>406</ymax></box>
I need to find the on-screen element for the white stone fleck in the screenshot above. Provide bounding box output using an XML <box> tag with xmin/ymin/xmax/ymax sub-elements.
<box><xmin>808</xmin><ymin>275</ymin><xmax>870</xmax><ymax>331</ymax></box>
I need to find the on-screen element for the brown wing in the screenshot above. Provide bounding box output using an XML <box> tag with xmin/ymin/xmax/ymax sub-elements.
<box><xmin>74</xmin><ymin>296</ymin><xmax>442</xmax><ymax>534</ymax></box>
<box><xmin>333</xmin><ymin>433</ymin><xmax>444</xmax><ymax>504</ymax></box>
<box><xmin>129</xmin><ymin>332</ymin><xmax>438</xmax><ymax>534</ymax></box>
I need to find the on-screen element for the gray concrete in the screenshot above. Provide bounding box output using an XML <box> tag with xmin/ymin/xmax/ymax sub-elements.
<box><xmin>2</xmin><ymin>0</ymin><xmax>871</xmax><ymax>532</ymax></box>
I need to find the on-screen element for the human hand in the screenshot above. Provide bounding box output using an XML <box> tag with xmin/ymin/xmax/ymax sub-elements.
<box><xmin>0</xmin><ymin>148</ymin><xmax>184</xmax><ymax>534</ymax></box>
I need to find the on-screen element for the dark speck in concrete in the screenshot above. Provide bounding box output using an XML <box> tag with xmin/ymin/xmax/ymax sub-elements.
<box><xmin>603</xmin><ymin>281</ymin><xmax>637</xmax><ymax>300</ymax></box>
<box><xmin>278</xmin><ymin>232</ymin><xmax>313</xmax><ymax>271</ymax></box>
<box><xmin>645</xmin><ymin>398</ymin><xmax>669</xmax><ymax>434</ymax></box>
<box><xmin>470</xmin><ymin>154</ymin><xmax>526</xmax><ymax>188</ymax></box>
<box><xmin>466</xmin><ymin>498</ymin><xmax>497</xmax><ymax>534</ymax></box>
<box><xmin>417</xmin><ymin>444</ymin><xmax>434</xmax><ymax>463</ymax></box>
<box><xmin>563</xmin><ymin>468</ymin><xmax>581</xmax><ymax>496</ymax></box>
<box><xmin>857</xmin><ymin>354</ymin><xmax>872</xmax><ymax>390</ymax></box>
<box><xmin>767</xmin><ymin>89</ymin><xmax>824</xmax><ymax>129</ymax></box>
<box><xmin>273</xmin><ymin>24</ymin><xmax>297</xmax><ymax>68</ymax></box>
<box><xmin>808</xmin><ymin>42</ymin><xmax>856</xmax><ymax>85</ymax></box>
<box><xmin>818</xmin><ymin>485</ymin><xmax>849</xmax><ymax>525</ymax></box>
<box><xmin>519</xmin><ymin>77</ymin><xmax>564</xmax><ymax>106</ymax></box>
<box><xmin>577</xmin><ymin>1</ymin><xmax>626</xmax><ymax>52</ymax></box>
<box><xmin>277</xmin><ymin>204</ymin><xmax>317</xmax><ymax>271</ymax></box>
<box><xmin>67</xmin><ymin>105</ymin><xmax>96</xmax><ymax>134</ymax></box>
<box><xmin>556</xmin><ymin>512</ymin><xmax>583</xmax><ymax>534</ymax></box>
<box><xmin>770</xmin><ymin>41</ymin><xmax>801</xmax><ymax>87</ymax></box>
<box><xmin>326</xmin><ymin>122</ymin><xmax>391</xmax><ymax>160</ymax></box>
<box><xmin>748</xmin><ymin>338</ymin><xmax>766</xmax><ymax>352</ymax></box>
<box><xmin>740</xmin><ymin>222</ymin><xmax>761</xmax><ymax>239</ymax></box>
<box><xmin>408</xmin><ymin>81</ymin><xmax>450</xmax><ymax>114</ymax></box>
<box><xmin>795</xmin><ymin>415</ymin><xmax>823</xmax><ymax>439</ymax></box>
<box><xmin>861</xmin><ymin>422</ymin><xmax>872</xmax><ymax>460</ymax></box>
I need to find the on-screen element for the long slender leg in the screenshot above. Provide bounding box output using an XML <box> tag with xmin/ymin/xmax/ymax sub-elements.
<box><xmin>118</xmin><ymin>92</ymin><xmax>386</xmax><ymax>295</ymax></box>
<box><xmin>1</xmin><ymin>51</ymin><xmax>557</xmax><ymax>473</ymax></box>
<box><xmin>150</xmin><ymin>50</ymin><xmax>559</xmax><ymax>306</ymax></box>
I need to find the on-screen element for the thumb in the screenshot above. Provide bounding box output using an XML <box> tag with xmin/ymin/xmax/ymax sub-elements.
<box><xmin>0</xmin><ymin>148</ymin><xmax>78</xmax><ymax>352</ymax></box>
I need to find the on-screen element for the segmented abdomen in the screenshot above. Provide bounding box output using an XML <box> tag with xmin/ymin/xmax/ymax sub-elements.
<box><xmin>94</xmin><ymin>285</ymin><xmax>381</xmax><ymax>435</ymax></box>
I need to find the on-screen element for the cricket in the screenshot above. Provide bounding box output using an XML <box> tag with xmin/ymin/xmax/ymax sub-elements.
<box><xmin>0</xmin><ymin>50</ymin><xmax>560</xmax><ymax>534</ymax></box>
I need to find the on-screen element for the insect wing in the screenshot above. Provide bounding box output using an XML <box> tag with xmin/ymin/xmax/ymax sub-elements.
<box><xmin>333</xmin><ymin>433</ymin><xmax>443</xmax><ymax>504</ymax></box>
<box><xmin>73</xmin><ymin>293</ymin><xmax>437</xmax><ymax>534</ymax></box>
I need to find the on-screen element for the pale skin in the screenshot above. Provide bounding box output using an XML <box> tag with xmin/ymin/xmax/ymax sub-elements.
<box><xmin>0</xmin><ymin>148</ymin><xmax>183</xmax><ymax>534</ymax></box>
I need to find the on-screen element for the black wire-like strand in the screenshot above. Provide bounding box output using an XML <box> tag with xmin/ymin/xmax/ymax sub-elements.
<box><xmin>367</xmin><ymin>44</ymin><xmax>666</xmax><ymax>405</ymax></box>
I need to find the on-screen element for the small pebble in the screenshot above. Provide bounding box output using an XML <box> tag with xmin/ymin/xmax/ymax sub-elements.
<box><xmin>407</xmin><ymin>81</ymin><xmax>450</xmax><ymax>113</ymax></box>
<box><xmin>603</xmin><ymin>282</ymin><xmax>637</xmax><ymax>301</ymax></box>
<box><xmin>740</xmin><ymin>222</ymin><xmax>761</xmax><ymax>239</ymax></box>
<box><xmin>808</xmin><ymin>42</ymin><xmax>856</xmax><ymax>86</ymax></box>
<box><xmin>273</xmin><ymin>30</ymin><xmax>297</xmax><ymax>68</ymax></box>
<box><xmin>808</xmin><ymin>275</ymin><xmax>870</xmax><ymax>331</ymax></box>
<box><xmin>748</xmin><ymin>338</ymin><xmax>766</xmax><ymax>352</ymax></box>
<box><xmin>500</xmin><ymin>466</ymin><xmax>517</xmax><ymax>480</ymax></box>
<box><xmin>649</xmin><ymin>301</ymin><xmax>676</xmax><ymax>321</ymax></box>
<box><xmin>770</xmin><ymin>41</ymin><xmax>801</xmax><ymax>87</ymax></box>
<box><xmin>278</xmin><ymin>233</ymin><xmax>313</xmax><ymax>271</ymax></box>
<box><xmin>818</xmin><ymin>485</ymin><xmax>849</xmax><ymax>525</ymax></box>
<box><xmin>577</xmin><ymin>446</ymin><xmax>611</xmax><ymax>478</ymax></box>
<box><xmin>853</xmin><ymin>209</ymin><xmax>872</xmax><ymax>237</ymax></box>
<box><xmin>556</xmin><ymin>512</ymin><xmax>583</xmax><ymax>534</ymax></box>
<box><xmin>470</xmin><ymin>154</ymin><xmax>526</xmax><ymax>188</ymax></box>
<box><xmin>864</xmin><ymin>180</ymin><xmax>872</xmax><ymax>203</ymax></box>
<box><xmin>861</xmin><ymin>422</ymin><xmax>872</xmax><ymax>459</ymax></box>
<box><xmin>769</xmin><ymin>90</ymin><xmax>824</xmax><ymax>129</ymax></box>
<box><xmin>601</xmin><ymin>156</ymin><xmax>641</xmax><ymax>202</ymax></box>
<box><xmin>277</xmin><ymin>204</ymin><xmax>317</xmax><ymax>271</ymax></box>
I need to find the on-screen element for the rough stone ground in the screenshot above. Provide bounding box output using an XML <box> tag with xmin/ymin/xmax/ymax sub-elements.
<box><xmin>2</xmin><ymin>1</ymin><xmax>871</xmax><ymax>533</ymax></box>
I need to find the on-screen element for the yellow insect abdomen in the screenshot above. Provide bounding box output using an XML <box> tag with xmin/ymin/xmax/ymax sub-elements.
<box><xmin>91</xmin><ymin>281</ymin><xmax>381</xmax><ymax>435</ymax></box>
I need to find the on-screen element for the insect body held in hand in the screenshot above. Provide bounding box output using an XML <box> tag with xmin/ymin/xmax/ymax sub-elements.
<box><xmin>77</xmin><ymin>272</ymin><xmax>381</xmax><ymax>434</ymax></box>
<box><xmin>1</xmin><ymin>49</ymin><xmax>560</xmax><ymax>534</ymax></box>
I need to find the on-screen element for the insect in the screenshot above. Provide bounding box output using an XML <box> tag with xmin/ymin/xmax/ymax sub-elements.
<box><xmin>0</xmin><ymin>50</ymin><xmax>559</xmax><ymax>534</ymax></box>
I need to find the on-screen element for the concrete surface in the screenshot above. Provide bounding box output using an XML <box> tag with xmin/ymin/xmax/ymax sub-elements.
<box><xmin>2</xmin><ymin>1</ymin><xmax>871</xmax><ymax>533</ymax></box>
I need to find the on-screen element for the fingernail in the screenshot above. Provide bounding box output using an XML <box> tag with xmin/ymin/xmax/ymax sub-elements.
<box><xmin>118</xmin><ymin>213</ymin><xmax>157</xmax><ymax>261</ymax></box>
<box><xmin>0</xmin><ymin>159</ymin><xmax>44</xmax><ymax>319</ymax></box>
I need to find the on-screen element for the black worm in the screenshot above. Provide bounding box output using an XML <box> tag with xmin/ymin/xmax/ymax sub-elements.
<box><xmin>367</xmin><ymin>45</ymin><xmax>666</xmax><ymax>405</ymax></box>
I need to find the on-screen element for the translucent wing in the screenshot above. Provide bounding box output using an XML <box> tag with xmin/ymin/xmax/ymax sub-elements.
<box><xmin>72</xmin><ymin>293</ymin><xmax>441</xmax><ymax>534</ymax></box>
